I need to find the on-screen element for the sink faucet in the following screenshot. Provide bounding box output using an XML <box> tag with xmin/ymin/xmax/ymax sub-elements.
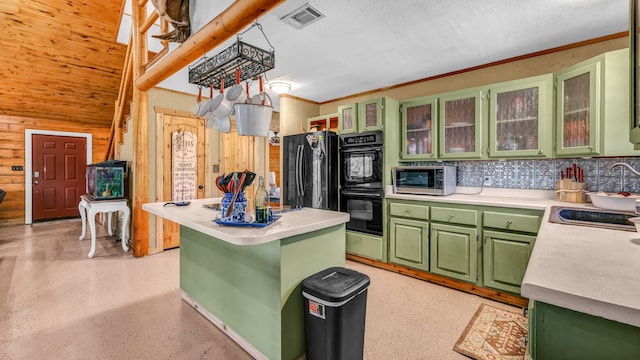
<box><xmin>610</xmin><ymin>162</ymin><xmax>640</xmax><ymax>177</ymax></box>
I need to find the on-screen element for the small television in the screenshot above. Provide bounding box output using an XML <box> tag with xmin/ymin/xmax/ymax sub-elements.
<box><xmin>85</xmin><ymin>160</ymin><xmax>127</xmax><ymax>201</ymax></box>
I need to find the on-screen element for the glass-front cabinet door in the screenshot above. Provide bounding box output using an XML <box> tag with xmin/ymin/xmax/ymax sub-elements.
<box><xmin>438</xmin><ymin>89</ymin><xmax>484</xmax><ymax>159</ymax></box>
<box><xmin>400</xmin><ymin>96</ymin><xmax>437</xmax><ymax>159</ymax></box>
<box><xmin>555</xmin><ymin>62</ymin><xmax>599</xmax><ymax>156</ymax></box>
<box><xmin>338</xmin><ymin>103</ymin><xmax>357</xmax><ymax>134</ymax></box>
<box><xmin>358</xmin><ymin>98</ymin><xmax>384</xmax><ymax>132</ymax></box>
<box><xmin>488</xmin><ymin>75</ymin><xmax>553</xmax><ymax>158</ymax></box>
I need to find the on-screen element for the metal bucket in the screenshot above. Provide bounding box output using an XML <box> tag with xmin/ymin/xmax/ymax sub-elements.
<box><xmin>234</xmin><ymin>103</ymin><xmax>273</xmax><ymax>137</ymax></box>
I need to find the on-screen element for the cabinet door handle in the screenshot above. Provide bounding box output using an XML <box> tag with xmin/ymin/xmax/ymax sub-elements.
<box><xmin>484</xmin><ymin>235</ymin><xmax>489</xmax><ymax>244</ymax></box>
<box><xmin>538</xmin><ymin>149</ymin><xmax>544</xmax><ymax>155</ymax></box>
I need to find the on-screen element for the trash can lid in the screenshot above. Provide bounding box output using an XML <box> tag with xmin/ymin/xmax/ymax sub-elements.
<box><xmin>301</xmin><ymin>267</ymin><xmax>370</xmax><ymax>303</ymax></box>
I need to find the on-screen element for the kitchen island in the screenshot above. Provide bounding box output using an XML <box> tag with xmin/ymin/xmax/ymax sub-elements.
<box><xmin>143</xmin><ymin>198</ymin><xmax>349</xmax><ymax>360</ymax></box>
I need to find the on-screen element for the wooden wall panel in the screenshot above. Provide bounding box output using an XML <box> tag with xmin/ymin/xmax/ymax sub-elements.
<box><xmin>269</xmin><ymin>144</ymin><xmax>280</xmax><ymax>189</ymax></box>
<box><xmin>0</xmin><ymin>115</ymin><xmax>110</xmax><ymax>226</ymax></box>
<box><xmin>0</xmin><ymin>0</ymin><xmax>127</xmax><ymax>126</ymax></box>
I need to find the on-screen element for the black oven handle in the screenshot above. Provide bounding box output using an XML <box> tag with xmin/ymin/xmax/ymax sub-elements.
<box><xmin>340</xmin><ymin>190</ymin><xmax>383</xmax><ymax>198</ymax></box>
<box><xmin>340</xmin><ymin>146</ymin><xmax>382</xmax><ymax>153</ymax></box>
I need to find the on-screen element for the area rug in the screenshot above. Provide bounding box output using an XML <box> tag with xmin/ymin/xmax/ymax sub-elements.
<box><xmin>453</xmin><ymin>303</ymin><xmax>527</xmax><ymax>360</ymax></box>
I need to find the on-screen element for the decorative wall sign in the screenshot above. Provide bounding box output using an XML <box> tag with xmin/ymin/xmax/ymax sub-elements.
<box><xmin>172</xmin><ymin>130</ymin><xmax>197</xmax><ymax>201</ymax></box>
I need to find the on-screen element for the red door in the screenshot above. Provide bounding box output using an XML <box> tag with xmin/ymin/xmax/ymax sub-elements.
<box><xmin>32</xmin><ymin>135</ymin><xmax>87</xmax><ymax>221</ymax></box>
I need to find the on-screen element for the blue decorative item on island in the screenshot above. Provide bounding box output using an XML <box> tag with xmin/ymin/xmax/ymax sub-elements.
<box><xmin>221</xmin><ymin>192</ymin><xmax>247</xmax><ymax>222</ymax></box>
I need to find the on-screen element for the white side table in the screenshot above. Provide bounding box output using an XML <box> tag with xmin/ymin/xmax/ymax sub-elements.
<box><xmin>78</xmin><ymin>195</ymin><xmax>130</xmax><ymax>258</ymax></box>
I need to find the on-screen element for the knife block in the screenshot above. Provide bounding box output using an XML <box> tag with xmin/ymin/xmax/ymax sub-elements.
<box><xmin>556</xmin><ymin>179</ymin><xmax>587</xmax><ymax>203</ymax></box>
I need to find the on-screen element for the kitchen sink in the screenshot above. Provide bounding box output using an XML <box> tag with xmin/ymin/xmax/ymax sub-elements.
<box><xmin>548</xmin><ymin>206</ymin><xmax>637</xmax><ymax>232</ymax></box>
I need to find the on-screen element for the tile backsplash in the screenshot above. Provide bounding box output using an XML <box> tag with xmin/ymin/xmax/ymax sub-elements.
<box><xmin>413</xmin><ymin>157</ymin><xmax>640</xmax><ymax>193</ymax></box>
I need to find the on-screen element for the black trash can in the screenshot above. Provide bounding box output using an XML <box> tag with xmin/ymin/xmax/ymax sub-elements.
<box><xmin>301</xmin><ymin>266</ymin><xmax>371</xmax><ymax>360</ymax></box>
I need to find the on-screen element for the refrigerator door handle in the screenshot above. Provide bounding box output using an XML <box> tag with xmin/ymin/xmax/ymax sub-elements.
<box><xmin>295</xmin><ymin>145</ymin><xmax>301</xmax><ymax>196</ymax></box>
<box><xmin>298</xmin><ymin>145</ymin><xmax>305</xmax><ymax>197</ymax></box>
<box><xmin>296</xmin><ymin>145</ymin><xmax>303</xmax><ymax>197</ymax></box>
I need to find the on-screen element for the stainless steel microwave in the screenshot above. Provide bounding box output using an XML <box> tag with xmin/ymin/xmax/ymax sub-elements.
<box><xmin>392</xmin><ymin>166</ymin><xmax>457</xmax><ymax>195</ymax></box>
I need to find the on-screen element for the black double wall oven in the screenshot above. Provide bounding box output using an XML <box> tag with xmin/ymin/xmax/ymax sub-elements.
<box><xmin>339</xmin><ymin>131</ymin><xmax>384</xmax><ymax>236</ymax></box>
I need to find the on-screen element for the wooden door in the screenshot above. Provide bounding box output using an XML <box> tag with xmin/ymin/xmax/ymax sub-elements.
<box><xmin>221</xmin><ymin>122</ymin><xmax>256</xmax><ymax>205</ymax></box>
<box><xmin>162</xmin><ymin>115</ymin><xmax>206</xmax><ymax>249</ymax></box>
<box><xmin>32</xmin><ymin>134</ymin><xmax>86</xmax><ymax>221</ymax></box>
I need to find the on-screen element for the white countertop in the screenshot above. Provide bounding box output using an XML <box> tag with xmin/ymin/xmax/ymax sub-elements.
<box><xmin>142</xmin><ymin>198</ymin><xmax>349</xmax><ymax>246</ymax></box>
<box><xmin>386</xmin><ymin>186</ymin><xmax>640</xmax><ymax>328</ymax></box>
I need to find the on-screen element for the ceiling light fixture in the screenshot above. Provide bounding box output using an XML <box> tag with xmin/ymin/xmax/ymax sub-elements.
<box><xmin>269</xmin><ymin>81</ymin><xmax>291</xmax><ymax>93</ymax></box>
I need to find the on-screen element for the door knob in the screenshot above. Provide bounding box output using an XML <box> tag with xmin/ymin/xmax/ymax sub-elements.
<box><xmin>34</xmin><ymin>180</ymin><xmax>39</xmax><ymax>185</ymax></box>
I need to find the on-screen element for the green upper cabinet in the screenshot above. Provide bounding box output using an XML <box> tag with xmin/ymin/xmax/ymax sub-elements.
<box><xmin>358</xmin><ymin>98</ymin><xmax>384</xmax><ymax>132</ymax></box>
<box><xmin>338</xmin><ymin>103</ymin><xmax>357</xmax><ymax>134</ymax></box>
<box><xmin>557</xmin><ymin>49</ymin><xmax>636</xmax><ymax>157</ymax></box>
<box><xmin>308</xmin><ymin>113</ymin><xmax>338</xmax><ymax>132</ymax></box>
<box><xmin>438</xmin><ymin>88</ymin><xmax>486</xmax><ymax>159</ymax></box>
<box><xmin>576</xmin><ymin>49</ymin><xmax>640</xmax><ymax>156</ymax></box>
<box><xmin>554</xmin><ymin>60</ymin><xmax>600</xmax><ymax>156</ymax></box>
<box><xmin>488</xmin><ymin>74</ymin><xmax>553</xmax><ymax>158</ymax></box>
<box><xmin>400</xmin><ymin>96</ymin><xmax>438</xmax><ymax>160</ymax></box>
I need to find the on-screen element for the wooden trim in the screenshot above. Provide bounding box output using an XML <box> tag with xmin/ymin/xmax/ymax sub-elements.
<box><xmin>155</xmin><ymin>112</ymin><xmax>165</xmax><ymax>253</ymax></box>
<box><xmin>153</xmin><ymin>107</ymin><xmax>200</xmax><ymax>118</ymax></box>
<box><xmin>135</xmin><ymin>0</ymin><xmax>286</xmax><ymax>91</ymax></box>
<box><xmin>321</xmin><ymin>31</ymin><xmax>629</xmax><ymax>105</ymax></box>
<box><xmin>131</xmin><ymin>0</ymin><xmax>149</xmax><ymax>257</ymax></box>
<box><xmin>278</xmin><ymin>93</ymin><xmax>320</xmax><ymax>105</ymax></box>
<box><xmin>346</xmin><ymin>254</ymin><xmax>529</xmax><ymax>308</ymax></box>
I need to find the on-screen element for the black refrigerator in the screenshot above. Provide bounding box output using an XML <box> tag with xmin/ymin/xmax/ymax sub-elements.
<box><xmin>282</xmin><ymin>131</ymin><xmax>339</xmax><ymax>210</ymax></box>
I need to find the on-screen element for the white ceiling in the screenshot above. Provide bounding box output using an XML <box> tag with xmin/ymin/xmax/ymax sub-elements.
<box><xmin>121</xmin><ymin>0</ymin><xmax>630</xmax><ymax>111</ymax></box>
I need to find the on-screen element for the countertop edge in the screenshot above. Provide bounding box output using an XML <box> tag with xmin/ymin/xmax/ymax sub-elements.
<box><xmin>521</xmin><ymin>283</ymin><xmax>640</xmax><ymax>327</ymax></box>
<box><xmin>142</xmin><ymin>200</ymin><xmax>349</xmax><ymax>246</ymax></box>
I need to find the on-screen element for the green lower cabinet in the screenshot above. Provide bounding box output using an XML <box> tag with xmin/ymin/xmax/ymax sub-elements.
<box><xmin>430</xmin><ymin>223</ymin><xmax>478</xmax><ymax>283</ymax></box>
<box><xmin>346</xmin><ymin>231</ymin><xmax>386</xmax><ymax>261</ymax></box>
<box><xmin>482</xmin><ymin>230</ymin><xmax>534</xmax><ymax>294</ymax></box>
<box><xmin>389</xmin><ymin>217</ymin><xmax>429</xmax><ymax>271</ymax></box>
<box><xmin>527</xmin><ymin>300</ymin><xmax>536</xmax><ymax>360</ymax></box>
<box><xmin>529</xmin><ymin>301</ymin><xmax>640</xmax><ymax>359</ymax></box>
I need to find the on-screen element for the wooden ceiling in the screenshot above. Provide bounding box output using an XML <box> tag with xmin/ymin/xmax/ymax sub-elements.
<box><xmin>0</xmin><ymin>0</ymin><xmax>127</xmax><ymax>126</ymax></box>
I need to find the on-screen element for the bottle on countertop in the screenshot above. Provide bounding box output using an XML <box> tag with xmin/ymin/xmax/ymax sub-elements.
<box><xmin>254</xmin><ymin>175</ymin><xmax>270</xmax><ymax>223</ymax></box>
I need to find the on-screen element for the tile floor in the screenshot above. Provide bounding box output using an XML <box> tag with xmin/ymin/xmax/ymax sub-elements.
<box><xmin>0</xmin><ymin>220</ymin><xmax>520</xmax><ymax>359</ymax></box>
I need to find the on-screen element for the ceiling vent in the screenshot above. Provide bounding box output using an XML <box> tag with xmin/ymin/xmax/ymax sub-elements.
<box><xmin>280</xmin><ymin>3</ymin><xmax>326</xmax><ymax>29</ymax></box>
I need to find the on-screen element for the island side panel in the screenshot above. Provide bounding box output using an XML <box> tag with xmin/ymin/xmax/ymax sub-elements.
<box><xmin>280</xmin><ymin>224</ymin><xmax>347</xmax><ymax>360</ymax></box>
<box><xmin>179</xmin><ymin>226</ymin><xmax>283</xmax><ymax>359</ymax></box>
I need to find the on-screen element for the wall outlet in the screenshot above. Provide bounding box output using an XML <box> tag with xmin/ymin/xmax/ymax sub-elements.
<box><xmin>483</xmin><ymin>176</ymin><xmax>493</xmax><ymax>186</ymax></box>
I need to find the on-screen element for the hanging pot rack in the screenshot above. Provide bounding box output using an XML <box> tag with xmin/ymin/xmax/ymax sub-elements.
<box><xmin>188</xmin><ymin>22</ymin><xmax>275</xmax><ymax>90</ymax></box>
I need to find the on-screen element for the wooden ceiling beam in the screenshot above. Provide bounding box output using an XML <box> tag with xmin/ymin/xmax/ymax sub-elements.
<box><xmin>135</xmin><ymin>0</ymin><xmax>286</xmax><ymax>91</ymax></box>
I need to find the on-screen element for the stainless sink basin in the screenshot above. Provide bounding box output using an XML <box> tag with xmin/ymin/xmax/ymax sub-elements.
<box><xmin>548</xmin><ymin>206</ymin><xmax>637</xmax><ymax>232</ymax></box>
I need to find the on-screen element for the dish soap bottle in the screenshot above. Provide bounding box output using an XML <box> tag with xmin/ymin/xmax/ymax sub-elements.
<box><xmin>254</xmin><ymin>175</ymin><xmax>269</xmax><ymax>223</ymax></box>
